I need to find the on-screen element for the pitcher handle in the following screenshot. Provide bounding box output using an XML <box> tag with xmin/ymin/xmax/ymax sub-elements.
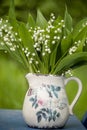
<box><xmin>65</xmin><ymin>77</ymin><xmax>82</xmax><ymax>115</ymax></box>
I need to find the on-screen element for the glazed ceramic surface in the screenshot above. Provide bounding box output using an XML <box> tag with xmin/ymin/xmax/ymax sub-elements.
<box><xmin>23</xmin><ymin>73</ymin><xmax>82</xmax><ymax>128</ymax></box>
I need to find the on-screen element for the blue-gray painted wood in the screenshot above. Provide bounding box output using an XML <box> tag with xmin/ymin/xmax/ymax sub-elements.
<box><xmin>0</xmin><ymin>109</ymin><xmax>86</xmax><ymax>130</ymax></box>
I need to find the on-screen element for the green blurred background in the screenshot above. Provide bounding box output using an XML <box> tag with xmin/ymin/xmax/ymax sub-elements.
<box><xmin>0</xmin><ymin>0</ymin><xmax>87</xmax><ymax>120</ymax></box>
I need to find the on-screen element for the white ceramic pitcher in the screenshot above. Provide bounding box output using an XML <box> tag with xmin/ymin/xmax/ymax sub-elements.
<box><xmin>22</xmin><ymin>73</ymin><xmax>82</xmax><ymax>128</ymax></box>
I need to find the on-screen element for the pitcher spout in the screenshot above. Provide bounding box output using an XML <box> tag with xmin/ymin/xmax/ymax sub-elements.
<box><xmin>25</xmin><ymin>73</ymin><xmax>34</xmax><ymax>81</ymax></box>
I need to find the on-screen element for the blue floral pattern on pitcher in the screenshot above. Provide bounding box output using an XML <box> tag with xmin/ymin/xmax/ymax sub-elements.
<box><xmin>29</xmin><ymin>84</ymin><xmax>67</xmax><ymax>123</ymax></box>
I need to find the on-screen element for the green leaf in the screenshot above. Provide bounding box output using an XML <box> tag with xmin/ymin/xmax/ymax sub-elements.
<box><xmin>64</xmin><ymin>7</ymin><xmax>72</xmax><ymax>35</ymax></box>
<box><xmin>26</xmin><ymin>13</ymin><xmax>35</xmax><ymax>28</ymax></box>
<box><xmin>50</xmin><ymin>42</ymin><xmax>60</xmax><ymax>68</ymax></box>
<box><xmin>40</xmin><ymin>61</ymin><xmax>48</xmax><ymax>74</ymax></box>
<box><xmin>9</xmin><ymin>0</ymin><xmax>15</xmax><ymax>19</ymax></box>
<box><xmin>9</xmin><ymin>0</ymin><xmax>18</xmax><ymax>31</ymax></box>
<box><xmin>53</xmin><ymin>16</ymin><xmax>62</xmax><ymax>26</ymax></box>
<box><xmin>18</xmin><ymin>22</ymin><xmax>35</xmax><ymax>53</ymax></box>
<box><xmin>73</xmin><ymin>25</ymin><xmax>87</xmax><ymax>41</ymax></box>
<box><xmin>73</xmin><ymin>26</ymin><xmax>87</xmax><ymax>52</ymax></box>
<box><xmin>61</xmin><ymin>33</ymin><xmax>73</xmax><ymax>55</ymax></box>
<box><xmin>36</xmin><ymin>9</ymin><xmax>48</xmax><ymax>28</ymax></box>
<box><xmin>76</xmin><ymin>34</ymin><xmax>87</xmax><ymax>52</ymax></box>
<box><xmin>50</xmin><ymin>48</ymin><xmax>57</xmax><ymax>68</ymax></box>
<box><xmin>3</xmin><ymin>45</ymin><xmax>28</xmax><ymax>71</ymax></box>
<box><xmin>18</xmin><ymin>22</ymin><xmax>43</xmax><ymax>72</ymax></box>
<box><xmin>72</xmin><ymin>18</ymin><xmax>87</xmax><ymax>39</ymax></box>
<box><xmin>83</xmin><ymin>41</ymin><xmax>87</xmax><ymax>51</ymax></box>
<box><xmin>53</xmin><ymin>52</ymin><xmax>87</xmax><ymax>74</ymax></box>
<box><xmin>0</xmin><ymin>46</ymin><xmax>5</xmax><ymax>50</ymax></box>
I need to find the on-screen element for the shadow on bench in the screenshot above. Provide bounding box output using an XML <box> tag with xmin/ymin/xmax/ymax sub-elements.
<box><xmin>81</xmin><ymin>111</ymin><xmax>87</xmax><ymax>129</ymax></box>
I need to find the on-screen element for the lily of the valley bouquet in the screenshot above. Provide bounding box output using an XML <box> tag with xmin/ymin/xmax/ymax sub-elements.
<box><xmin>0</xmin><ymin>1</ymin><xmax>87</xmax><ymax>76</ymax></box>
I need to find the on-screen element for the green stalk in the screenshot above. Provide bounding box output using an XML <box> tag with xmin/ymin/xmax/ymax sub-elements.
<box><xmin>50</xmin><ymin>51</ymin><xmax>67</xmax><ymax>74</ymax></box>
